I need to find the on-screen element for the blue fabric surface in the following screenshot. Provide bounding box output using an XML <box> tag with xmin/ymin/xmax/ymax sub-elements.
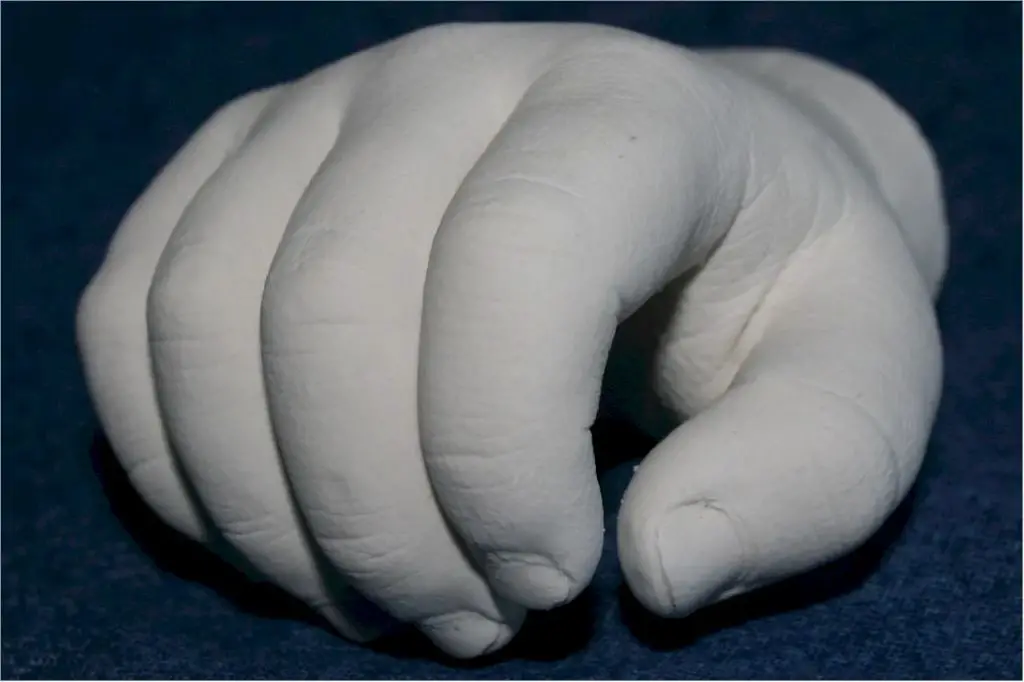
<box><xmin>2</xmin><ymin>3</ymin><xmax>1020</xmax><ymax>679</ymax></box>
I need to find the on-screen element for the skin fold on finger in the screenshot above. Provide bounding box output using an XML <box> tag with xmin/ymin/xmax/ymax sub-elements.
<box><xmin>702</xmin><ymin>48</ymin><xmax>948</xmax><ymax>298</ymax></box>
<box><xmin>259</xmin><ymin>25</ymin><xmax>578</xmax><ymax>658</ymax></box>
<box><xmin>146</xmin><ymin>53</ymin><xmax>391</xmax><ymax>643</ymax></box>
<box><xmin>76</xmin><ymin>87</ymin><xmax>277</xmax><ymax>541</ymax></box>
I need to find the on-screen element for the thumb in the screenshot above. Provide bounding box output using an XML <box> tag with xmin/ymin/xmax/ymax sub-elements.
<box><xmin>617</xmin><ymin>204</ymin><xmax>942</xmax><ymax>617</ymax></box>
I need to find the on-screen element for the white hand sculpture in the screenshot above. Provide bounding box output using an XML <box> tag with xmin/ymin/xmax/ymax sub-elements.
<box><xmin>76</xmin><ymin>23</ymin><xmax>947</xmax><ymax>659</ymax></box>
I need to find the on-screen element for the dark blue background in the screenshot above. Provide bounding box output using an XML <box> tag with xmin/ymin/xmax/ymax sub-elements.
<box><xmin>3</xmin><ymin>3</ymin><xmax>1020</xmax><ymax>679</ymax></box>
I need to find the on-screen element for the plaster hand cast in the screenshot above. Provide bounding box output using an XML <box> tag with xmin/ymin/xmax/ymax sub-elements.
<box><xmin>77</xmin><ymin>23</ymin><xmax>947</xmax><ymax>659</ymax></box>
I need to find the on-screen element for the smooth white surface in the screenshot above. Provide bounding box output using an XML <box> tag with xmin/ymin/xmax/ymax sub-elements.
<box><xmin>76</xmin><ymin>23</ymin><xmax>946</xmax><ymax>659</ymax></box>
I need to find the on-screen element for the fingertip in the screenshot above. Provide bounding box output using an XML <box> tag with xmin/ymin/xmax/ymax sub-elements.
<box><xmin>484</xmin><ymin>551</ymin><xmax>581</xmax><ymax>610</ymax></box>
<box><xmin>619</xmin><ymin>498</ymin><xmax>746</xmax><ymax>618</ymax></box>
<box><xmin>420</xmin><ymin>611</ymin><xmax>520</xmax><ymax>659</ymax></box>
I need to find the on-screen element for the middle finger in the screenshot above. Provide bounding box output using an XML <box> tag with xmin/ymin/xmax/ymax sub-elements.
<box><xmin>260</xmin><ymin>32</ymin><xmax>542</xmax><ymax>658</ymax></box>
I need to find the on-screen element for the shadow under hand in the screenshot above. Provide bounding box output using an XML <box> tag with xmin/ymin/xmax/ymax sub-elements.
<box><xmin>366</xmin><ymin>586</ymin><xmax>599</xmax><ymax>667</ymax></box>
<box><xmin>500</xmin><ymin>586</ymin><xmax>599</xmax><ymax>661</ymax></box>
<box><xmin>619</xmin><ymin>484</ymin><xmax>919</xmax><ymax>649</ymax></box>
<box><xmin>88</xmin><ymin>431</ymin><xmax>324</xmax><ymax>629</ymax></box>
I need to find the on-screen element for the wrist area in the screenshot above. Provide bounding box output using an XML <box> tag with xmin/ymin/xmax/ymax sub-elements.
<box><xmin>699</xmin><ymin>47</ymin><xmax>948</xmax><ymax>296</ymax></box>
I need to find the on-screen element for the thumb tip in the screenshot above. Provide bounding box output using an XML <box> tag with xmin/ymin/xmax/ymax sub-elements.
<box><xmin>619</xmin><ymin>499</ymin><xmax>746</xmax><ymax>618</ymax></box>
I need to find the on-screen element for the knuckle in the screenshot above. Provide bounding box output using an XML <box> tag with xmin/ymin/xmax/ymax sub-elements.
<box><xmin>390</xmin><ymin>22</ymin><xmax>477</xmax><ymax>54</ymax></box>
<box><xmin>202</xmin><ymin>86</ymin><xmax>282</xmax><ymax>148</ymax></box>
<box><xmin>553</xmin><ymin>31</ymin><xmax>725</xmax><ymax>124</ymax></box>
<box><xmin>566</xmin><ymin>28</ymin><xmax>698</xmax><ymax>83</ymax></box>
<box><xmin>399</xmin><ymin>22</ymin><xmax>462</xmax><ymax>44</ymax></box>
<box><xmin>76</xmin><ymin>270</ymin><xmax>137</xmax><ymax>353</ymax></box>
<box><xmin>217</xmin><ymin>511</ymin><xmax>296</xmax><ymax>556</ymax></box>
<box><xmin>303</xmin><ymin>507</ymin><xmax>434</xmax><ymax>596</ymax></box>
<box><xmin>75</xmin><ymin>278</ymin><xmax>113</xmax><ymax>343</ymax></box>
<box><xmin>263</xmin><ymin>247</ymin><xmax>396</xmax><ymax>336</ymax></box>
<box><xmin>261</xmin><ymin>257</ymin><xmax>337</xmax><ymax>333</ymax></box>
<box><xmin>146</xmin><ymin>251</ymin><xmax>226</xmax><ymax>340</ymax></box>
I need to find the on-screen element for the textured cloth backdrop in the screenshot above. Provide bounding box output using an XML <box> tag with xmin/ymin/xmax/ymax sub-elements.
<box><xmin>2</xmin><ymin>3</ymin><xmax>1020</xmax><ymax>679</ymax></box>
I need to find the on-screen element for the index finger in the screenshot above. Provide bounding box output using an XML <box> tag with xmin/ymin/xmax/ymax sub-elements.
<box><xmin>418</xmin><ymin>39</ymin><xmax>753</xmax><ymax>610</ymax></box>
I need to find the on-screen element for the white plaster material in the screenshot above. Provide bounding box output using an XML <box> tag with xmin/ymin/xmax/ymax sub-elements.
<box><xmin>77</xmin><ymin>23</ymin><xmax>946</xmax><ymax>659</ymax></box>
